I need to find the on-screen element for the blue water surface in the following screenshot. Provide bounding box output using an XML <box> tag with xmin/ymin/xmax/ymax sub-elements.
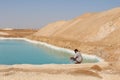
<box><xmin>0</xmin><ymin>40</ymin><xmax>73</xmax><ymax>65</ymax></box>
<box><xmin>0</xmin><ymin>40</ymin><xmax>99</xmax><ymax>65</ymax></box>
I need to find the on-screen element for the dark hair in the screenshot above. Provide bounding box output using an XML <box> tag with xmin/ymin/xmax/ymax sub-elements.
<box><xmin>74</xmin><ymin>49</ymin><xmax>78</xmax><ymax>52</ymax></box>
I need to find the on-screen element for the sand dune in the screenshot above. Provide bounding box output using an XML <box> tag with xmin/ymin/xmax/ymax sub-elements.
<box><xmin>35</xmin><ymin>7</ymin><xmax>120</xmax><ymax>44</ymax></box>
<box><xmin>30</xmin><ymin>7</ymin><xmax>120</xmax><ymax>63</ymax></box>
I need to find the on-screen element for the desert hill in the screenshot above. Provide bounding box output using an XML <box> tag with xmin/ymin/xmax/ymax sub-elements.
<box><xmin>34</xmin><ymin>21</ymin><xmax>66</xmax><ymax>37</ymax></box>
<box><xmin>30</xmin><ymin>7</ymin><xmax>120</xmax><ymax>62</ymax></box>
<box><xmin>35</xmin><ymin>8</ymin><xmax>120</xmax><ymax>45</ymax></box>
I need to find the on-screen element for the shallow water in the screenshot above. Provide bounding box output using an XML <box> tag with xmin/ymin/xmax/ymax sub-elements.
<box><xmin>0</xmin><ymin>40</ymin><xmax>99</xmax><ymax>65</ymax></box>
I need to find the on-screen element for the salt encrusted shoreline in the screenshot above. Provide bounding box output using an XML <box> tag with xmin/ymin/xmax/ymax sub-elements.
<box><xmin>0</xmin><ymin>37</ymin><xmax>104</xmax><ymax>62</ymax></box>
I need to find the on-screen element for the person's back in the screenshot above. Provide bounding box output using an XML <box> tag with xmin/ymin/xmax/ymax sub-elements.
<box><xmin>74</xmin><ymin>51</ymin><xmax>82</xmax><ymax>63</ymax></box>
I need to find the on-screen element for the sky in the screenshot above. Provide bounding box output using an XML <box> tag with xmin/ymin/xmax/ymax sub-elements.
<box><xmin>0</xmin><ymin>0</ymin><xmax>120</xmax><ymax>29</ymax></box>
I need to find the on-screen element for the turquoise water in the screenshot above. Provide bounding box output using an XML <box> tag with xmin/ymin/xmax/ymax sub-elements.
<box><xmin>0</xmin><ymin>40</ymin><xmax>100</xmax><ymax>65</ymax></box>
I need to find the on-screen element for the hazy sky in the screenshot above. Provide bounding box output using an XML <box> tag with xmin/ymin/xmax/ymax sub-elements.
<box><xmin>0</xmin><ymin>0</ymin><xmax>120</xmax><ymax>29</ymax></box>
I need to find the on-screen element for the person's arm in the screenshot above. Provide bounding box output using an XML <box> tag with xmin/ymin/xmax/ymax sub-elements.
<box><xmin>70</xmin><ymin>54</ymin><xmax>77</xmax><ymax>61</ymax></box>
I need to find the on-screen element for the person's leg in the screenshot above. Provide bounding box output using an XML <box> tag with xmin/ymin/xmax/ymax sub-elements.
<box><xmin>75</xmin><ymin>61</ymin><xmax>82</xmax><ymax>64</ymax></box>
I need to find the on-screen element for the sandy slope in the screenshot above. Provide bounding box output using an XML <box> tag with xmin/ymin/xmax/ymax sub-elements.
<box><xmin>34</xmin><ymin>21</ymin><xmax>66</xmax><ymax>37</ymax></box>
<box><xmin>30</xmin><ymin>7</ymin><xmax>120</xmax><ymax>63</ymax></box>
<box><xmin>35</xmin><ymin>7</ymin><xmax>120</xmax><ymax>45</ymax></box>
<box><xmin>0</xmin><ymin>63</ymin><xmax>119</xmax><ymax>80</ymax></box>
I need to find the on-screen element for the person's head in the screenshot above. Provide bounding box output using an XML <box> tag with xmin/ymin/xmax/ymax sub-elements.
<box><xmin>74</xmin><ymin>49</ymin><xmax>78</xmax><ymax>53</ymax></box>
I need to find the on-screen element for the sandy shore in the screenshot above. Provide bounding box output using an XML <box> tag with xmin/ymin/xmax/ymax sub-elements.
<box><xmin>0</xmin><ymin>29</ymin><xmax>37</xmax><ymax>37</ymax></box>
<box><xmin>0</xmin><ymin>33</ymin><xmax>120</xmax><ymax>80</ymax></box>
<box><xmin>1</xmin><ymin>62</ymin><xmax>120</xmax><ymax>80</ymax></box>
<box><xmin>0</xmin><ymin>38</ymin><xmax>120</xmax><ymax>80</ymax></box>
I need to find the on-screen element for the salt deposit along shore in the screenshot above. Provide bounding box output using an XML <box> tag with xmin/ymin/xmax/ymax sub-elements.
<box><xmin>0</xmin><ymin>37</ymin><xmax>104</xmax><ymax>62</ymax></box>
<box><xmin>0</xmin><ymin>37</ymin><xmax>120</xmax><ymax>80</ymax></box>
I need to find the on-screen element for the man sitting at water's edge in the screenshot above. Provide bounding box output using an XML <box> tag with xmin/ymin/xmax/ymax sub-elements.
<box><xmin>70</xmin><ymin>49</ymin><xmax>83</xmax><ymax>64</ymax></box>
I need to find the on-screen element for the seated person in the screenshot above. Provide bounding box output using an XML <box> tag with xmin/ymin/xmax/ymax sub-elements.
<box><xmin>70</xmin><ymin>49</ymin><xmax>83</xmax><ymax>64</ymax></box>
